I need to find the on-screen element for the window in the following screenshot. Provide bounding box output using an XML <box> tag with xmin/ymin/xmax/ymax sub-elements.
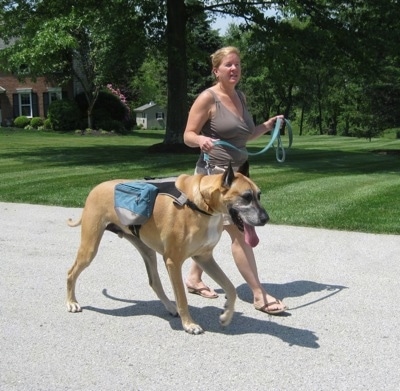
<box><xmin>16</xmin><ymin>89</ymin><xmax>33</xmax><ymax>117</ymax></box>
<box><xmin>156</xmin><ymin>112</ymin><xmax>164</xmax><ymax>119</ymax></box>
<box><xmin>47</xmin><ymin>87</ymin><xmax>62</xmax><ymax>104</ymax></box>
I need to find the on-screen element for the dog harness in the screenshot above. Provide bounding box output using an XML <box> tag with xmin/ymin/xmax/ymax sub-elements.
<box><xmin>111</xmin><ymin>177</ymin><xmax>211</xmax><ymax>238</ymax></box>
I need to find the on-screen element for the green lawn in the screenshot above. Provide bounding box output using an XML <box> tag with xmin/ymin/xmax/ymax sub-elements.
<box><xmin>1</xmin><ymin>127</ymin><xmax>399</xmax><ymax>234</ymax></box>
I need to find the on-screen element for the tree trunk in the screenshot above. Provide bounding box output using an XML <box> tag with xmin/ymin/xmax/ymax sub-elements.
<box><xmin>85</xmin><ymin>86</ymin><xmax>100</xmax><ymax>130</ymax></box>
<box><xmin>283</xmin><ymin>84</ymin><xmax>293</xmax><ymax>135</ymax></box>
<box><xmin>164</xmin><ymin>0</ymin><xmax>188</xmax><ymax>146</ymax></box>
<box><xmin>299</xmin><ymin>104</ymin><xmax>304</xmax><ymax>136</ymax></box>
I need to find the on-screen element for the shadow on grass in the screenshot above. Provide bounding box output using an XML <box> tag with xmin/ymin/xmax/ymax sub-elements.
<box><xmin>2</xmin><ymin>142</ymin><xmax>398</xmax><ymax>176</ymax></box>
<box><xmin>249</xmin><ymin>146</ymin><xmax>399</xmax><ymax>175</ymax></box>
<box><xmin>0</xmin><ymin>144</ymin><xmax>199</xmax><ymax>171</ymax></box>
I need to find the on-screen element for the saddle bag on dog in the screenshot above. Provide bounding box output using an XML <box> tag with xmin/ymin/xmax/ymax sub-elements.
<box><xmin>114</xmin><ymin>182</ymin><xmax>159</xmax><ymax>226</ymax></box>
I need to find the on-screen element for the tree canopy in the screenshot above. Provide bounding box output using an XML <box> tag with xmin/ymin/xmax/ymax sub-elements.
<box><xmin>0</xmin><ymin>0</ymin><xmax>147</xmax><ymax>127</ymax></box>
<box><xmin>1</xmin><ymin>0</ymin><xmax>399</xmax><ymax>142</ymax></box>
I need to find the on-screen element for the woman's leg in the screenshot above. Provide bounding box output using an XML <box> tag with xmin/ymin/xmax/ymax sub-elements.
<box><xmin>224</xmin><ymin>224</ymin><xmax>287</xmax><ymax>313</ymax></box>
<box><xmin>185</xmin><ymin>261</ymin><xmax>218</xmax><ymax>298</ymax></box>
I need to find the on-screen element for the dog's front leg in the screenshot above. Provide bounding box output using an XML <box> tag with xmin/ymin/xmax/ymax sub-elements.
<box><xmin>165</xmin><ymin>257</ymin><xmax>204</xmax><ymax>334</ymax></box>
<box><xmin>193</xmin><ymin>254</ymin><xmax>236</xmax><ymax>328</ymax></box>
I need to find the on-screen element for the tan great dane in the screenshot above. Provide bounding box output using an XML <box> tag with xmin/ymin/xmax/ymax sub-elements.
<box><xmin>66</xmin><ymin>164</ymin><xmax>269</xmax><ymax>334</ymax></box>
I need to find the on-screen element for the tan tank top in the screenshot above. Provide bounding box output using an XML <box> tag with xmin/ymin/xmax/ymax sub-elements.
<box><xmin>196</xmin><ymin>89</ymin><xmax>256</xmax><ymax>171</ymax></box>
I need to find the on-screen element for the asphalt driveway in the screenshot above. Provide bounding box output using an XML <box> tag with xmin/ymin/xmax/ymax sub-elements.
<box><xmin>1</xmin><ymin>202</ymin><xmax>399</xmax><ymax>390</ymax></box>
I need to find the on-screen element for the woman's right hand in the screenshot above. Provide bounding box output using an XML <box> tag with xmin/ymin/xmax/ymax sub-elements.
<box><xmin>199</xmin><ymin>136</ymin><xmax>219</xmax><ymax>153</ymax></box>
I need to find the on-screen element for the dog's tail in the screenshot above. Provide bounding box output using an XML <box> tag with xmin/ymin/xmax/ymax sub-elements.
<box><xmin>67</xmin><ymin>216</ymin><xmax>82</xmax><ymax>227</ymax></box>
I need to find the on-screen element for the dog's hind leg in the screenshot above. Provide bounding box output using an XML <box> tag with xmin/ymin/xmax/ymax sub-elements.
<box><xmin>122</xmin><ymin>234</ymin><xmax>177</xmax><ymax>316</ymax></box>
<box><xmin>193</xmin><ymin>254</ymin><xmax>236</xmax><ymax>328</ymax></box>
<box><xmin>66</xmin><ymin>223</ymin><xmax>104</xmax><ymax>313</ymax></box>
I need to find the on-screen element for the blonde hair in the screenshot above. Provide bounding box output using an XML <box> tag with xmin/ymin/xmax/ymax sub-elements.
<box><xmin>210</xmin><ymin>46</ymin><xmax>241</xmax><ymax>80</ymax></box>
<box><xmin>211</xmin><ymin>46</ymin><xmax>241</xmax><ymax>68</ymax></box>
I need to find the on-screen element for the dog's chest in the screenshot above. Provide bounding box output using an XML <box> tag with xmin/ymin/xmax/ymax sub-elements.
<box><xmin>202</xmin><ymin>215</ymin><xmax>223</xmax><ymax>248</ymax></box>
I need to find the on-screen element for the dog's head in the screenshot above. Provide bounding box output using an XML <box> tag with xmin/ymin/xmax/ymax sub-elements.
<box><xmin>178</xmin><ymin>163</ymin><xmax>269</xmax><ymax>247</ymax></box>
<box><xmin>223</xmin><ymin>163</ymin><xmax>269</xmax><ymax>246</ymax></box>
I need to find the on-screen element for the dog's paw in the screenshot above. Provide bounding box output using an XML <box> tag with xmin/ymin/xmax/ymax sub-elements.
<box><xmin>219</xmin><ymin>311</ymin><xmax>233</xmax><ymax>327</ymax></box>
<box><xmin>184</xmin><ymin>323</ymin><xmax>204</xmax><ymax>335</ymax></box>
<box><xmin>66</xmin><ymin>302</ymin><xmax>82</xmax><ymax>313</ymax></box>
<box><xmin>219</xmin><ymin>302</ymin><xmax>234</xmax><ymax>327</ymax></box>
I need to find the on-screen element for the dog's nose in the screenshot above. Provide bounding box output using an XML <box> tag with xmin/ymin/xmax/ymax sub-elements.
<box><xmin>261</xmin><ymin>211</ymin><xmax>269</xmax><ymax>225</ymax></box>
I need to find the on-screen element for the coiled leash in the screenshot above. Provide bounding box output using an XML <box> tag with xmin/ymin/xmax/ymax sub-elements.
<box><xmin>204</xmin><ymin>118</ymin><xmax>293</xmax><ymax>173</ymax></box>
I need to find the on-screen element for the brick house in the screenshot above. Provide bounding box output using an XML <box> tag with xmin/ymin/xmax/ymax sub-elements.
<box><xmin>0</xmin><ymin>39</ymin><xmax>73</xmax><ymax>126</ymax></box>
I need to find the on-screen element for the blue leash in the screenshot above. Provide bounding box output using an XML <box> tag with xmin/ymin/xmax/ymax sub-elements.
<box><xmin>204</xmin><ymin>118</ymin><xmax>293</xmax><ymax>165</ymax></box>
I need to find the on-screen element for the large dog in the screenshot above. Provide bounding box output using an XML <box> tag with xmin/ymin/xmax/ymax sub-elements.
<box><xmin>66</xmin><ymin>164</ymin><xmax>269</xmax><ymax>334</ymax></box>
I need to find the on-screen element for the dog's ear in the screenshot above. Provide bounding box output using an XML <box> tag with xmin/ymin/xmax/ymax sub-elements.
<box><xmin>222</xmin><ymin>161</ymin><xmax>235</xmax><ymax>189</ymax></box>
<box><xmin>237</xmin><ymin>160</ymin><xmax>250</xmax><ymax>178</ymax></box>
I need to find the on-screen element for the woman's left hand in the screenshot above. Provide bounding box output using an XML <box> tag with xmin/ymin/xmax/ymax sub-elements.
<box><xmin>264</xmin><ymin>115</ymin><xmax>285</xmax><ymax>133</ymax></box>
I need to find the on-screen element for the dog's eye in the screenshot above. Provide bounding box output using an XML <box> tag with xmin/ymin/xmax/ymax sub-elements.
<box><xmin>242</xmin><ymin>192</ymin><xmax>253</xmax><ymax>203</ymax></box>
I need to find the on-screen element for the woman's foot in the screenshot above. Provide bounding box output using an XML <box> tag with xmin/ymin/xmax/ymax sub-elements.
<box><xmin>254</xmin><ymin>294</ymin><xmax>288</xmax><ymax>315</ymax></box>
<box><xmin>186</xmin><ymin>281</ymin><xmax>219</xmax><ymax>299</ymax></box>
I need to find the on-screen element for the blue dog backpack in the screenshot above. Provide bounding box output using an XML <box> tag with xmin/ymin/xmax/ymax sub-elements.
<box><xmin>114</xmin><ymin>181</ymin><xmax>159</xmax><ymax>226</ymax></box>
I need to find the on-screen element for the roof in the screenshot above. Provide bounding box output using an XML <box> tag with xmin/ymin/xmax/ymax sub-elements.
<box><xmin>133</xmin><ymin>101</ymin><xmax>158</xmax><ymax>112</ymax></box>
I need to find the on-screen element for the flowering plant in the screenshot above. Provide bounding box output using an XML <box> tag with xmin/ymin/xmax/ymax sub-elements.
<box><xmin>106</xmin><ymin>84</ymin><xmax>130</xmax><ymax>112</ymax></box>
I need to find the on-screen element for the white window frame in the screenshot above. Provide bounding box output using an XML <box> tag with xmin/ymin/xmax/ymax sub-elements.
<box><xmin>16</xmin><ymin>88</ymin><xmax>33</xmax><ymax>118</ymax></box>
<box><xmin>47</xmin><ymin>87</ymin><xmax>62</xmax><ymax>104</ymax></box>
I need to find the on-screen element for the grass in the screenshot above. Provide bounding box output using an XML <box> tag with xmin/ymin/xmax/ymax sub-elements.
<box><xmin>1</xmin><ymin>127</ymin><xmax>399</xmax><ymax>235</ymax></box>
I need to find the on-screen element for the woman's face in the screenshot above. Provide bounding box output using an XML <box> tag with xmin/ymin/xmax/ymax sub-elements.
<box><xmin>214</xmin><ymin>52</ymin><xmax>241</xmax><ymax>86</ymax></box>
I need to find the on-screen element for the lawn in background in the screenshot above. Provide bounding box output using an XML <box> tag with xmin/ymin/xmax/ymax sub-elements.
<box><xmin>1</xmin><ymin>127</ymin><xmax>399</xmax><ymax>234</ymax></box>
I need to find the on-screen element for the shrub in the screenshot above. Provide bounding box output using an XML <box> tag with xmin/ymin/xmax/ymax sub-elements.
<box><xmin>396</xmin><ymin>130</ymin><xmax>400</xmax><ymax>139</ymax></box>
<box><xmin>30</xmin><ymin>117</ymin><xmax>44</xmax><ymax>129</ymax></box>
<box><xmin>47</xmin><ymin>100</ymin><xmax>80</xmax><ymax>132</ymax></box>
<box><xmin>75</xmin><ymin>90</ymin><xmax>132</xmax><ymax>133</ymax></box>
<box><xmin>43</xmin><ymin>118</ymin><xmax>52</xmax><ymax>130</ymax></box>
<box><xmin>14</xmin><ymin>116</ymin><xmax>31</xmax><ymax>128</ymax></box>
<box><xmin>96</xmin><ymin>119</ymin><xmax>126</xmax><ymax>133</ymax></box>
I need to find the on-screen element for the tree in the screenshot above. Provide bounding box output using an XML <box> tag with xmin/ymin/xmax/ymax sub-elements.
<box><xmin>164</xmin><ymin>0</ymin><xmax>188</xmax><ymax>146</ymax></box>
<box><xmin>0</xmin><ymin>0</ymin><xmax>146</xmax><ymax>128</ymax></box>
<box><xmin>130</xmin><ymin>54</ymin><xmax>168</xmax><ymax>110</ymax></box>
<box><xmin>130</xmin><ymin>5</ymin><xmax>221</xmax><ymax>139</ymax></box>
<box><xmin>154</xmin><ymin>0</ymin><xmax>279</xmax><ymax>149</ymax></box>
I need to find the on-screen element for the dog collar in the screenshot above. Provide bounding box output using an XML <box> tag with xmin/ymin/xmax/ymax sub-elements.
<box><xmin>185</xmin><ymin>199</ymin><xmax>212</xmax><ymax>216</ymax></box>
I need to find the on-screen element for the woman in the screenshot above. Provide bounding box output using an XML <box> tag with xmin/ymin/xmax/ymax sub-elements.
<box><xmin>183</xmin><ymin>46</ymin><xmax>288</xmax><ymax>315</ymax></box>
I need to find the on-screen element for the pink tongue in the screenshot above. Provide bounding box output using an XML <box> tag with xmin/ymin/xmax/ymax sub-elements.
<box><xmin>244</xmin><ymin>223</ymin><xmax>259</xmax><ymax>247</ymax></box>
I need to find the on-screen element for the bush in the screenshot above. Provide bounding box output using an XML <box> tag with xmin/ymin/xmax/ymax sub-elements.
<box><xmin>96</xmin><ymin>119</ymin><xmax>126</xmax><ymax>133</ymax></box>
<box><xmin>396</xmin><ymin>130</ymin><xmax>400</xmax><ymax>139</ymax></box>
<box><xmin>30</xmin><ymin>117</ymin><xmax>44</xmax><ymax>129</ymax></box>
<box><xmin>47</xmin><ymin>100</ymin><xmax>80</xmax><ymax>132</ymax></box>
<box><xmin>43</xmin><ymin>118</ymin><xmax>52</xmax><ymax>130</ymax></box>
<box><xmin>75</xmin><ymin>90</ymin><xmax>132</xmax><ymax>133</ymax></box>
<box><xmin>14</xmin><ymin>116</ymin><xmax>31</xmax><ymax>128</ymax></box>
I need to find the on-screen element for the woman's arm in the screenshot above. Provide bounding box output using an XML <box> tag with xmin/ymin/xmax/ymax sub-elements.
<box><xmin>184</xmin><ymin>91</ymin><xmax>217</xmax><ymax>152</ymax></box>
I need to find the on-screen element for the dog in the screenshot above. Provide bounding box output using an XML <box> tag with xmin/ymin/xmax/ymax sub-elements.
<box><xmin>66</xmin><ymin>163</ymin><xmax>269</xmax><ymax>334</ymax></box>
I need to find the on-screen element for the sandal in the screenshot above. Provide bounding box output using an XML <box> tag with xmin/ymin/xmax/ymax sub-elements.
<box><xmin>187</xmin><ymin>286</ymin><xmax>219</xmax><ymax>299</ymax></box>
<box><xmin>254</xmin><ymin>299</ymin><xmax>288</xmax><ymax>315</ymax></box>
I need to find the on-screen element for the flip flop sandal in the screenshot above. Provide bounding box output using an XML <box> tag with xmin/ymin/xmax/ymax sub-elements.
<box><xmin>187</xmin><ymin>286</ymin><xmax>219</xmax><ymax>299</ymax></box>
<box><xmin>255</xmin><ymin>300</ymin><xmax>288</xmax><ymax>315</ymax></box>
